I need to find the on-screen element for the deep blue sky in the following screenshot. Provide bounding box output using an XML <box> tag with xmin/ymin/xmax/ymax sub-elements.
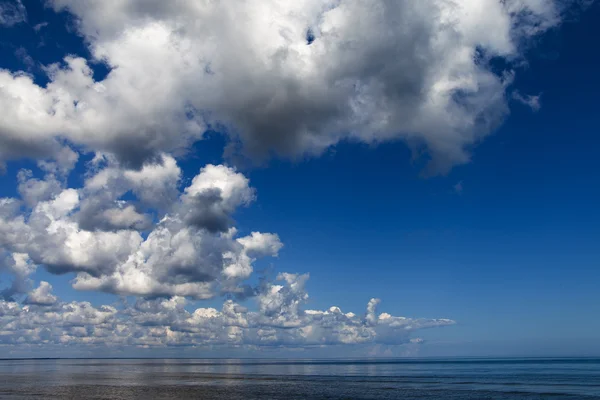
<box><xmin>1</xmin><ymin>0</ymin><xmax>599</xmax><ymax>357</ymax></box>
<box><xmin>226</xmin><ymin>4</ymin><xmax>600</xmax><ymax>355</ymax></box>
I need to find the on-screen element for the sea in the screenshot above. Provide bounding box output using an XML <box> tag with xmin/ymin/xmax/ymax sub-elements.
<box><xmin>0</xmin><ymin>358</ymin><xmax>599</xmax><ymax>399</ymax></box>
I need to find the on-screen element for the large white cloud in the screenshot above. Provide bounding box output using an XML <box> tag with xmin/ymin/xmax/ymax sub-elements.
<box><xmin>0</xmin><ymin>0</ymin><xmax>570</xmax><ymax>172</ymax></box>
<box><xmin>0</xmin><ymin>158</ymin><xmax>281</xmax><ymax>299</ymax></box>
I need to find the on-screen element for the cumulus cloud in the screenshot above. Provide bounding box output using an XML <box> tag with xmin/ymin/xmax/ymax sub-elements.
<box><xmin>17</xmin><ymin>169</ymin><xmax>63</xmax><ymax>207</ymax></box>
<box><xmin>0</xmin><ymin>158</ymin><xmax>281</xmax><ymax>299</ymax></box>
<box><xmin>0</xmin><ymin>0</ymin><xmax>573</xmax><ymax>172</ymax></box>
<box><xmin>24</xmin><ymin>281</ymin><xmax>58</xmax><ymax>306</ymax></box>
<box><xmin>0</xmin><ymin>155</ymin><xmax>454</xmax><ymax>351</ymax></box>
<box><xmin>1</xmin><ymin>186</ymin><xmax>144</xmax><ymax>277</ymax></box>
<box><xmin>0</xmin><ymin>273</ymin><xmax>454</xmax><ymax>350</ymax></box>
<box><xmin>180</xmin><ymin>164</ymin><xmax>255</xmax><ymax>233</ymax></box>
<box><xmin>76</xmin><ymin>153</ymin><xmax>181</xmax><ymax>232</ymax></box>
<box><xmin>0</xmin><ymin>253</ymin><xmax>35</xmax><ymax>300</ymax></box>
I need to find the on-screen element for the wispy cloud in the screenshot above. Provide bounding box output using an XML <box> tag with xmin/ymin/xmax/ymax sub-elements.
<box><xmin>0</xmin><ymin>0</ymin><xmax>26</xmax><ymax>27</ymax></box>
<box><xmin>33</xmin><ymin>21</ymin><xmax>48</xmax><ymax>32</ymax></box>
<box><xmin>454</xmin><ymin>181</ymin><xmax>464</xmax><ymax>195</ymax></box>
<box><xmin>513</xmin><ymin>91</ymin><xmax>542</xmax><ymax>112</ymax></box>
<box><xmin>14</xmin><ymin>47</ymin><xmax>35</xmax><ymax>71</ymax></box>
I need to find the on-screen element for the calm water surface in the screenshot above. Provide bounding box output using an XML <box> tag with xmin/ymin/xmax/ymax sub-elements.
<box><xmin>0</xmin><ymin>358</ymin><xmax>599</xmax><ymax>399</ymax></box>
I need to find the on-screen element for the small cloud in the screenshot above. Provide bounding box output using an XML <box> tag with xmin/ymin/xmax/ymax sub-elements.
<box><xmin>512</xmin><ymin>91</ymin><xmax>542</xmax><ymax>112</ymax></box>
<box><xmin>24</xmin><ymin>281</ymin><xmax>58</xmax><ymax>306</ymax></box>
<box><xmin>453</xmin><ymin>181</ymin><xmax>463</xmax><ymax>194</ymax></box>
<box><xmin>0</xmin><ymin>0</ymin><xmax>26</xmax><ymax>27</ymax></box>
<box><xmin>15</xmin><ymin>47</ymin><xmax>35</xmax><ymax>71</ymax></box>
<box><xmin>33</xmin><ymin>22</ymin><xmax>48</xmax><ymax>32</ymax></box>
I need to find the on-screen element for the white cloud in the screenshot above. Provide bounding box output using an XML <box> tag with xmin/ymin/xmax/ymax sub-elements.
<box><xmin>76</xmin><ymin>153</ymin><xmax>180</xmax><ymax>232</ymax></box>
<box><xmin>17</xmin><ymin>169</ymin><xmax>63</xmax><ymax>207</ymax></box>
<box><xmin>237</xmin><ymin>232</ymin><xmax>283</xmax><ymax>259</ymax></box>
<box><xmin>0</xmin><ymin>0</ymin><xmax>569</xmax><ymax>173</ymax></box>
<box><xmin>0</xmin><ymin>156</ymin><xmax>454</xmax><ymax>351</ymax></box>
<box><xmin>24</xmin><ymin>281</ymin><xmax>58</xmax><ymax>306</ymax></box>
<box><xmin>512</xmin><ymin>91</ymin><xmax>542</xmax><ymax>111</ymax></box>
<box><xmin>0</xmin><ymin>253</ymin><xmax>35</xmax><ymax>300</ymax></box>
<box><xmin>180</xmin><ymin>164</ymin><xmax>255</xmax><ymax>232</ymax></box>
<box><xmin>0</xmin><ymin>153</ymin><xmax>456</xmax><ymax>351</ymax></box>
<box><xmin>0</xmin><ymin>273</ymin><xmax>454</xmax><ymax>350</ymax></box>
<box><xmin>33</xmin><ymin>22</ymin><xmax>48</xmax><ymax>32</ymax></box>
<box><xmin>0</xmin><ymin>160</ymin><xmax>281</xmax><ymax>299</ymax></box>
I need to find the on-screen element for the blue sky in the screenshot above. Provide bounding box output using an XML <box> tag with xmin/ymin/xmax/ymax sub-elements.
<box><xmin>0</xmin><ymin>0</ymin><xmax>599</xmax><ymax>357</ymax></box>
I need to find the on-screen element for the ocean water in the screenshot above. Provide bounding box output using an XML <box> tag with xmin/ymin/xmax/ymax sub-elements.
<box><xmin>0</xmin><ymin>358</ymin><xmax>599</xmax><ymax>399</ymax></box>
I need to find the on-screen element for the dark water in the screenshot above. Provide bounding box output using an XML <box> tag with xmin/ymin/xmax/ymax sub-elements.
<box><xmin>1</xmin><ymin>358</ymin><xmax>599</xmax><ymax>399</ymax></box>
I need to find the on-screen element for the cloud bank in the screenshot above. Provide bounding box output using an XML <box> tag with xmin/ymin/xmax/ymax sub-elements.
<box><xmin>1</xmin><ymin>276</ymin><xmax>454</xmax><ymax>351</ymax></box>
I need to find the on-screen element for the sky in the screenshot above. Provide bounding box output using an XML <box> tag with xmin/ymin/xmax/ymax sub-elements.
<box><xmin>0</xmin><ymin>0</ymin><xmax>599</xmax><ymax>358</ymax></box>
